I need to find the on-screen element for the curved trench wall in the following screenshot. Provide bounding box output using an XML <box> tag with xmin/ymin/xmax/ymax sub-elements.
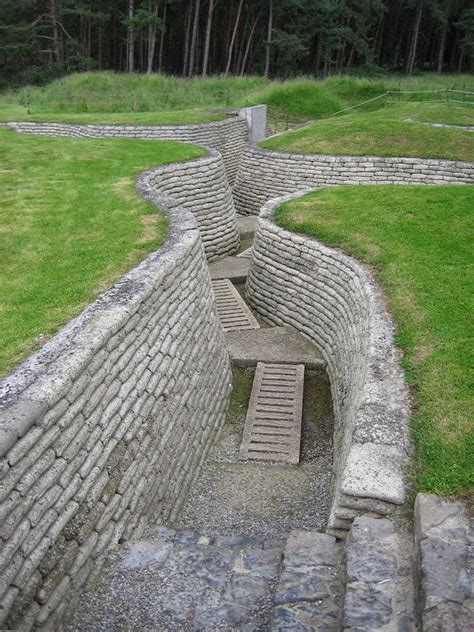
<box><xmin>234</xmin><ymin>145</ymin><xmax>474</xmax><ymax>214</ymax></box>
<box><xmin>0</xmin><ymin>161</ymin><xmax>232</xmax><ymax>630</ymax></box>
<box><xmin>147</xmin><ymin>149</ymin><xmax>239</xmax><ymax>261</ymax></box>
<box><xmin>246</xmin><ymin>193</ymin><xmax>411</xmax><ymax>538</ymax></box>
<box><xmin>7</xmin><ymin>115</ymin><xmax>249</xmax><ymax>185</ymax></box>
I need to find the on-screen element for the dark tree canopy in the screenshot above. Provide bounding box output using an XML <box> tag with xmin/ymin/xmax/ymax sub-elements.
<box><xmin>0</xmin><ymin>0</ymin><xmax>473</xmax><ymax>88</ymax></box>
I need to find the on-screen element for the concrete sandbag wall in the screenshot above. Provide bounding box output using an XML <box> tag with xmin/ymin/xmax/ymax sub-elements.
<box><xmin>147</xmin><ymin>149</ymin><xmax>240</xmax><ymax>261</ymax></box>
<box><xmin>246</xmin><ymin>193</ymin><xmax>411</xmax><ymax>538</ymax></box>
<box><xmin>0</xmin><ymin>160</ymin><xmax>232</xmax><ymax>630</ymax></box>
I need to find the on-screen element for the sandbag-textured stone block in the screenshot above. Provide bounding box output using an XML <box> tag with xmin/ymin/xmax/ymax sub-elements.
<box><xmin>233</xmin><ymin>145</ymin><xmax>474</xmax><ymax>215</ymax></box>
<box><xmin>245</xmin><ymin>192</ymin><xmax>411</xmax><ymax>537</ymax></box>
<box><xmin>0</xmin><ymin>157</ymin><xmax>233</xmax><ymax>629</ymax></box>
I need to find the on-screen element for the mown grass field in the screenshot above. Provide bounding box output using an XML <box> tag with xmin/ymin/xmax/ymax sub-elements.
<box><xmin>276</xmin><ymin>185</ymin><xmax>474</xmax><ymax>497</ymax></box>
<box><xmin>262</xmin><ymin>102</ymin><xmax>474</xmax><ymax>162</ymax></box>
<box><xmin>0</xmin><ymin>129</ymin><xmax>204</xmax><ymax>376</ymax></box>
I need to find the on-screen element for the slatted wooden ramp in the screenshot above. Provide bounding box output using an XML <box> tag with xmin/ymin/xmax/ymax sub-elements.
<box><xmin>239</xmin><ymin>362</ymin><xmax>304</xmax><ymax>465</ymax></box>
<box><xmin>212</xmin><ymin>278</ymin><xmax>260</xmax><ymax>332</ymax></box>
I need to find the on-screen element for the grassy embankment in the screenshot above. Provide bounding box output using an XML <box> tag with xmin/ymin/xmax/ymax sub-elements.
<box><xmin>276</xmin><ymin>186</ymin><xmax>474</xmax><ymax>498</ymax></box>
<box><xmin>1</xmin><ymin>71</ymin><xmax>472</xmax><ymax>128</ymax></box>
<box><xmin>0</xmin><ymin>128</ymin><xmax>204</xmax><ymax>376</ymax></box>
<box><xmin>262</xmin><ymin>102</ymin><xmax>474</xmax><ymax>162</ymax></box>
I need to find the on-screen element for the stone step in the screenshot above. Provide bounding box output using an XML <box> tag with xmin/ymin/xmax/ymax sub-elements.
<box><xmin>226</xmin><ymin>325</ymin><xmax>326</xmax><ymax>369</ymax></box>
<box><xmin>66</xmin><ymin>526</ymin><xmax>286</xmax><ymax>630</ymax></box>
<box><xmin>414</xmin><ymin>493</ymin><xmax>473</xmax><ymax>632</ymax></box>
<box><xmin>343</xmin><ymin>516</ymin><xmax>417</xmax><ymax>631</ymax></box>
<box><xmin>272</xmin><ymin>530</ymin><xmax>344</xmax><ymax>630</ymax></box>
<box><xmin>209</xmin><ymin>256</ymin><xmax>250</xmax><ymax>283</ymax></box>
<box><xmin>239</xmin><ymin>362</ymin><xmax>304</xmax><ymax>465</ymax></box>
<box><xmin>212</xmin><ymin>278</ymin><xmax>260</xmax><ymax>332</ymax></box>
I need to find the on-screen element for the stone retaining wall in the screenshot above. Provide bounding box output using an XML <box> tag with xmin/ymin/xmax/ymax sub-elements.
<box><xmin>0</xmin><ymin>161</ymin><xmax>232</xmax><ymax>630</ymax></box>
<box><xmin>6</xmin><ymin>116</ymin><xmax>249</xmax><ymax>185</ymax></box>
<box><xmin>234</xmin><ymin>145</ymin><xmax>474</xmax><ymax>214</ymax></box>
<box><xmin>246</xmin><ymin>192</ymin><xmax>411</xmax><ymax>538</ymax></box>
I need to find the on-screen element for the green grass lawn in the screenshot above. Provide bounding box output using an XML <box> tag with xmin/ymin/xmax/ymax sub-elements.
<box><xmin>0</xmin><ymin>129</ymin><xmax>204</xmax><ymax>376</ymax></box>
<box><xmin>276</xmin><ymin>185</ymin><xmax>474</xmax><ymax>497</ymax></box>
<box><xmin>261</xmin><ymin>103</ymin><xmax>474</xmax><ymax>162</ymax></box>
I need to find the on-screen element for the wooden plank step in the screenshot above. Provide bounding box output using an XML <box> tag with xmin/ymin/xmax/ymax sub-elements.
<box><xmin>212</xmin><ymin>279</ymin><xmax>260</xmax><ymax>333</ymax></box>
<box><xmin>239</xmin><ymin>362</ymin><xmax>304</xmax><ymax>465</ymax></box>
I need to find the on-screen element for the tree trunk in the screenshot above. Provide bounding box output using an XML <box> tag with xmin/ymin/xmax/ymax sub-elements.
<box><xmin>314</xmin><ymin>36</ymin><xmax>321</xmax><ymax>74</ymax></box>
<box><xmin>49</xmin><ymin>0</ymin><xmax>63</xmax><ymax>69</ymax></box>
<box><xmin>183</xmin><ymin>3</ymin><xmax>192</xmax><ymax>76</ymax></box>
<box><xmin>147</xmin><ymin>1</ymin><xmax>159</xmax><ymax>74</ymax></box>
<box><xmin>436</xmin><ymin>23</ymin><xmax>447</xmax><ymax>74</ymax></box>
<box><xmin>236</xmin><ymin>11</ymin><xmax>249</xmax><ymax>75</ymax></box>
<box><xmin>346</xmin><ymin>43</ymin><xmax>356</xmax><ymax>68</ymax></box>
<box><xmin>202</xmin><ymin>0</ymin><xmax>215</xmax><ymax>78</ymax></box>
<box><xmin>188</xmin><ymin>0</ymin><xmax>200</xmax><ymax>77</ymax></box>
<box><xmin>240</xmin><ymin>14</ymin><xmax>259</xmax><ymax>75</ymax></box>
<box><xmin>98</xmin><ymin>25</ymin><xmax>102</xmax><ymax>69</ymax></box>
<box><xmin>225</xmin><ymin>0</ymin><xmax>244</xmax><ymax>76</ymax></box>
<box><xmin>264</xmin><ymin>0</ymin><xmax>273</xmax><ymax>78</ymax></box>
<box><xmin>405</xmin><ymin>1</ymin><xmax>423</xmax><ymax>75</ymax></box>
<box><xmin>158</xmin><ymin>0</ymin><xmax>167</xmax><ymax>73</ymax></box>
<box><xmin>373</xmin><ymin>4</ymin><xmax>385</xmax><ymax>64</ymax></box>
<box><xmin>127</xmin><ymin>0</ymin><xmax>135</xmax><ymax>73</ymax></box>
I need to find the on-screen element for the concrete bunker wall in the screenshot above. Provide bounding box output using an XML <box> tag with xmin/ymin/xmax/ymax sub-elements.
<box><xmin>246</xmin><ymin>193</ymin><xmax>411</xmax><ymax>538</ymax></box>
<box><xmin>234</xmin><ymin>145</ymin><xmax>474</xmax><ymax>215</ymax></box>
<box><xmin>0</xmin><ymin>161</ymin><xmax>232</xmax><ymax>630</ymax></box>
<box><xmin>7</xmin><ymin>115</ymin><xmax>249</xmax><ymax>186</ymax></box>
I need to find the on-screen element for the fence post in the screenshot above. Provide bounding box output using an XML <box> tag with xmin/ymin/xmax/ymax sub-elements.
<box><xmin>26</xmin><ymin>91</ymin><xmax>30</xmax><ymax>115</ymax></box>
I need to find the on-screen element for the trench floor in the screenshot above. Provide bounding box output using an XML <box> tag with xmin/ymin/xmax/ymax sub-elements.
<box><xmin>175</xmin><ymin>366</ymin><xmax>335</xmax><ymax>537</ymax></box>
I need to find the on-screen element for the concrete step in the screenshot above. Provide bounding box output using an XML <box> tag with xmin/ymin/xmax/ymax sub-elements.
<box><xmin>343</xmin><ymin>516</ymin><xmax>417</xmax><ymax>631</ymax></box>
<box><xmin>212</xmin><ymin>278</ymin><xmax>260</xmax><ymax>332</ymax></box>
<box><xmin>272</xmin><ymin>530</ymin><xmax>345</xmax><ymax>630</ymax></box>
<box><xmin>226</xmin><ymin>326</ymin><xmax>326</xmax><ymax>369</ymax></box>
<box><xmin>209</xmin><ymin>256</ymin><xmax>250</xmax><ymax>283</ymax></box>
<box><xmin>239</xmin><ymin>362</ymin><xmax>305</xmax><ymax>465</ymax></box>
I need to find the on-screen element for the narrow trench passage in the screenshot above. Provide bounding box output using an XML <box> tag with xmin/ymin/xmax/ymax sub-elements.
<box><xmin>66</xmin><ymin>221</ymin><xmax>341</xmax><ymax>632</ymax></box>
<box><xmin>178</xmin><ymin>220</ymin><xmax>335</xmax><ymax>538</ymax></box>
